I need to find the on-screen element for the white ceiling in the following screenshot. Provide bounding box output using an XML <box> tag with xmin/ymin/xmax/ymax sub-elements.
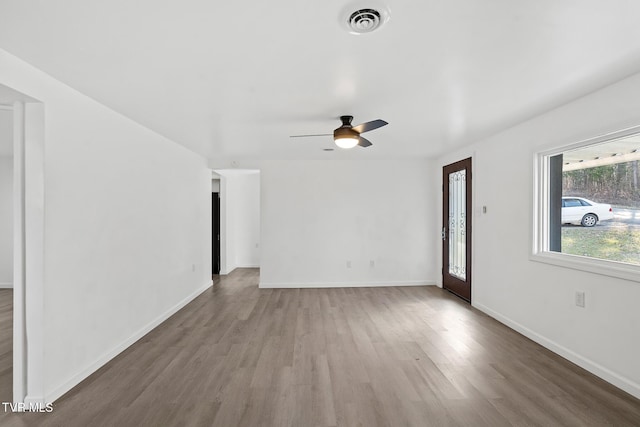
<box><xmin>2</xmin><ymin>1</ymin><xmax>640</xmax><ymax>162</ymax></box>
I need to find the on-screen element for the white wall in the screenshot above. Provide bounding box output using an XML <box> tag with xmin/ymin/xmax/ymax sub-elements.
<box><xmin>437</xmin><ymin>71</ymin><xmax>640</xmax><ymax>399</ymax></box>
<box><xmin>218</xmin><ymin>175</ymin><xmax>234</xmax><ymax>274</ymax></box>
<box><xmin>217</xmin><ymin>170</ymin><xmax>260</xmax><ymax>274</ymax></box>
<box><xmin>260</xmin><ymin>159</ymin><xmax>435</xmax><ymax>287</ymax></box>
<box><xmin>0</xmin><ymin>49</ymin><xmax>212</xmax><ymax>403</ymax></box>
<box><xmin>0</xmin><ymin>154</ymin><xmax>12</xmax><ymax>288</ymax></box>
<box><xmin>234</xmin><ymin>172</ymin><xmax>260</xmax><ymax>268</ymax></box>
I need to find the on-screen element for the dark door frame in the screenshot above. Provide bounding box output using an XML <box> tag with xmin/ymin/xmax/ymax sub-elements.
<box><xmin>442</xmin><ymin>158</ymin><xmax>472</xmax><ymax>302</ymax></box>
<box><xmin>212</xmin><ymin>192</ymin><xmax>220</xmax><ymax>275</ymax></box>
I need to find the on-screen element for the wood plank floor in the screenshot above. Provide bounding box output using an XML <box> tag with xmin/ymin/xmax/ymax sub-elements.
<box><xmin>1</xmin><ymin>269</ymin><xmax>639</xmax><ymax>426</ymax></box>
<box><xmin>0</xmin><ymin>289</ymin><xmax>11</xmax><ymax>406</ymax></box>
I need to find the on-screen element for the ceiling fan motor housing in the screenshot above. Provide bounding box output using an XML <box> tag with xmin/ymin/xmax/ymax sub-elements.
<box><xmin>339</xmin><ymin>115</ymin><xmax>354</xmax><ymax>127</ymax></box>
<box><xmin>334</xmin><ymin>127</ymin><xmax>358</xmax><ymax>139</ymax></box>
<box><xmin>334</xmin><ymin>115</ymin><xmax>357</xmax><ymax>139</ymax></box>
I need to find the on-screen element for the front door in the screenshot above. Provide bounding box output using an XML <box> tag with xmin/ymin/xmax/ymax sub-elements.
<box><xmin>442</xmin><ymin>158</ymin><xmax>472</xmax><ymax>302</ymax></box>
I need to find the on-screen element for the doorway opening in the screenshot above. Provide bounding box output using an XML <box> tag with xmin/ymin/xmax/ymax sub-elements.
<box><xmin>0</xmin><ymin>83</ymin><xmax>45</xmax><ymax>405</ymax></box>
<box><xmin>442</xmin><ymin>158</ymin><xmax>472</xmax><ymax>302</ymax></box>
<box><xmin>212</xmin><ymin>169</ymin><xmax>261</xmax><ymax>276</ymax></box>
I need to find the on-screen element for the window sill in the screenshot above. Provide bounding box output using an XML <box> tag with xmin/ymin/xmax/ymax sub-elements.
<box><xmin>530</xmin><ymin>251</ymin><xmax>640</xmax><ymax>283</ymax></box>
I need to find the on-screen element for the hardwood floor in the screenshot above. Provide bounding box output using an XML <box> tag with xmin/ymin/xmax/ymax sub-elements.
<box><xmin>1</xmin><ymin>269</ymin><xmax>640</xmax><ymax>426</ymax></box>
<box><xmin>0</xmin><ymin>289</ymin><xmax>11</xmax><ymax>406</ymax></box>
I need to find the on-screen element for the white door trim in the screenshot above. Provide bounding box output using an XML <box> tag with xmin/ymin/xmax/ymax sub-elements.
<box><xmin>12</xmin><ymin>99</ymin><xmax>45</xmax><ymax>405</ymax></box>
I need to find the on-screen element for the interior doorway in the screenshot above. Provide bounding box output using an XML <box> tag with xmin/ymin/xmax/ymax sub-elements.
<box><xmin>213</xmin><ymin>169</ymin><xmax>261</xmax><ymax>276</ymax></box>
<box><xmin>0</xmin><ymin>83</ymin><xmax>46</xmax><ymax>404</ymax></box>
<box><xmin>442</xmin><ymin>158</ymin><xmax>472</xmax><ymax>302</ymax></box>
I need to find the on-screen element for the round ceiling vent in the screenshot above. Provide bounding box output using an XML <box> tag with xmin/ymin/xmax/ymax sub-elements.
<box><xmin>341</xmin><ymin>2</ymin><xmax>390</xmax><ymax>35</ymax></box>
<box><xmin>348</xmin><ymin>9</ymin><xmax>382</xmax><ymax>33</ymax></box>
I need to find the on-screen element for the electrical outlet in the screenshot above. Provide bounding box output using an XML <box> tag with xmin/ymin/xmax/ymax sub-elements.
<box><xmin>575</xmin><ymin>291</ymin><xmax>585</xmax><ymax>308</ymax></box>
<box><xmin>346</xmin><ymin>260</ymin><xmax>352</xmax><ymax>268</ymax></box>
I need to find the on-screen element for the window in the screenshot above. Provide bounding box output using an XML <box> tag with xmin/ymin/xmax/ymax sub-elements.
<box><xmin>533</xmin><ymin>126</ymin><xmax>640</xmax><ymax>282</ymax></box>
<box><xmin>563</xmin><ymin>199</ymin><xmax>584</xmax><ymax>208</ymax></box>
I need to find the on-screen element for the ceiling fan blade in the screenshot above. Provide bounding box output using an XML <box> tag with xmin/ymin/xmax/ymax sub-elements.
<box><xmin>352</xmin><ymin>119</ymin><xmax>388</xmax><ymax>134</ymax></box>
<box><xmin>358</xmin><ymin>136</ymin><xmax>373</xmax><ymax>147</ymax></box>
<box><xmin>289</xmin><ymin>134</ymin><xmax>332</xmax><ymax>138</ymax></box>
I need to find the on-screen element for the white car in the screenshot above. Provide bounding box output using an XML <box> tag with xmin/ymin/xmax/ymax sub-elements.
<box><xmin>562</xmin><ymin>197</ymin><xmax>614</xmax><ymax>227</ymax></box>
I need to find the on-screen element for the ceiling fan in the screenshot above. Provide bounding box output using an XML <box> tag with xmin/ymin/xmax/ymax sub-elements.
<box><xmin>290</xmin><ymin>115</ymin><xmax>388</xmax><ymax>149</ymax></box>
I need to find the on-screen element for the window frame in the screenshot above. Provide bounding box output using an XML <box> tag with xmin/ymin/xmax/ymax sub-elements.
<box><xmin>531</xmin><ymin>125</ymin><xmax>640</xmax><ymax>283</ymax></box>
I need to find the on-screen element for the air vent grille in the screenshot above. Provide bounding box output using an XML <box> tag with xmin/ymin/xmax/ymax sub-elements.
<box><xmin>348</xmin><ymin>9</ymin><xmax>382</xmax><ymax>33</ymax></box>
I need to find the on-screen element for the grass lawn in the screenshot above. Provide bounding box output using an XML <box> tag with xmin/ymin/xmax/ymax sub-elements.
<box><xmin>562</xmin><ymin>226</ymin><xmax>640</xmax><ymax>265</ymax></box>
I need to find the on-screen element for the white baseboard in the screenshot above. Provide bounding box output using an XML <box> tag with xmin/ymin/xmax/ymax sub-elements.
<box><xmin>0</xmin><ymin>282</ymin><xmax>12</xmax><ymax>289</ymax></box>
<box><xmin>220</xmin><ymin>265</ymin><xmax>236</xmax><ymax>275</ymax></box>
<box><xmin>9</xmin><ymin>396</ymin><xmax>49</xmax><ymax>413</ymax></box>
<box><xmin>474</xmin><ymin>302</ymin><xmax>640</xmax><ymax>400</ymax></box>
<box><xmin>45</xmin><ymin>280</ymin><xmax>213</xmax><ymax>404</ymax></box>
<box><xmin>220</xmin><ymin>265</ymin><xmax>259</xmax><ymax>275</ymax></box>
<box><xmin>259</xmin><ymin>280</ymin><xmax>434</xmax><ymax>289</ymax></box>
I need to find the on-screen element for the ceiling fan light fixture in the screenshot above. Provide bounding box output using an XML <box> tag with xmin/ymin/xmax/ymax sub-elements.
<box><xmin>290</xmin><ymin>114</ymin><xmax>387</xmax><ymax>149</ymax></box>
<box><xmin>334</xmin><ymin>136</ymin><xmax>359</xmax><ymax>149</ymax></box>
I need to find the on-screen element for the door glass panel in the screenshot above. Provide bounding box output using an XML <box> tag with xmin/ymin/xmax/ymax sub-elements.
<box><xmin>449</xmin><ymin>170</ymin><xmax>466</xmax><ymax>280</ymax></box>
